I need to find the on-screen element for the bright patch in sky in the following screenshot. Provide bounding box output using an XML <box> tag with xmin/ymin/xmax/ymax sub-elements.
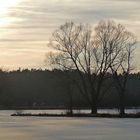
<box><xmin>0</xmin><ymin>0</ymin><xmax>19</xmax><ymax>26</ymax></box>
<box><xmin>0</xmin><ymin>0</ymin><xmax>18</xmax><ymax>14</ymax></box>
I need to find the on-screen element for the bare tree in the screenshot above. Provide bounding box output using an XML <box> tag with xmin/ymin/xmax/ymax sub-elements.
<box><xmin>95</xmin><ymin>20</ymin><xmax>136</xmax><ymax>116</ymax></box>
<box><xmin>46</xmin><ymin>21</ymin><xmax>136</xmax><ymax>114</ymax></box>
<box><xmin>46</xmin><ymin>22</ymin><xmax>111</xmax><ymax>114</ymax></box>
<box><xmin>47</xmin><ymin>22</ymin><xmax>98</xmax><ymax>113</ymax></box>
<box><xmin>109</xmin><ymin>38</ymin><xmax>136</xmax><ymax>116</ymax></box>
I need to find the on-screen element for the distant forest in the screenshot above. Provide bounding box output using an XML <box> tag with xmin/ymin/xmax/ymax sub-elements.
<box><xmin>0</xmin><ymin>69</ymin><xmax>139</xmax><ymax>109</ymax></box>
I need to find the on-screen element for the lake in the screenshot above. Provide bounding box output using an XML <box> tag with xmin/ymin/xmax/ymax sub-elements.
<box><xmin>0</xmin><ymin>110</ymin><xmax>140</xmax><ymax>140</ymax></box>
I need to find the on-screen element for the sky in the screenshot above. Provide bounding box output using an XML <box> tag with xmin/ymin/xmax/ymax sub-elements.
<box><xmin>0</xmin><ymin>0</ymin><xmax>139</xmax><ymax>71</ymax></box>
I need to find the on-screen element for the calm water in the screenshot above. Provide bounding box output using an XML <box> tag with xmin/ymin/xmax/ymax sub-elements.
<box><xmin>0</xmin><ymin>110</ymin><xmax>140</xmax><ymax>140</ymax></box>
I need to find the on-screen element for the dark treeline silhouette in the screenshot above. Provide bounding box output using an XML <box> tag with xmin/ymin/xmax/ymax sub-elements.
<box><xmin>0</xmin><ymin>68</ymin><xmax>140</xmax><ymax>110</ymax></box>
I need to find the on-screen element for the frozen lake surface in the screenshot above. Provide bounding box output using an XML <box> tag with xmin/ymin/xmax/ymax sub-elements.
<box><xmin>0</xmin><ymin>110</ymin><xmax>140</xmax><ymax>140</ymax></box>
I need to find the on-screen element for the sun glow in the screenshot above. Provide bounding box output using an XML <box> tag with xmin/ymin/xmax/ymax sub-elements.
<box><xmin>0</xmin><ymin>0</ymin><xmax>20</xmax><ymax>26</ymax></box>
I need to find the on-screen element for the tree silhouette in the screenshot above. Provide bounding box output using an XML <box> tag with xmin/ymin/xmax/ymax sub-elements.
<box><xmin>47</xmin><ymin>20</ymin><xmax>136</xmax><ymax>114</ymax></box>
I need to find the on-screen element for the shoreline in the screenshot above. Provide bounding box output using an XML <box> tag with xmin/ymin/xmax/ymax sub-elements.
<box><xmin>11</xmin><ymin>113</ymin><xmax>140</xmax><ymax>118</ymax></box>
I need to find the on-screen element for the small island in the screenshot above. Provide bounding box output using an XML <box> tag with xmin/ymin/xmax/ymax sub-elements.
<box><xmin>11</xmin><ymin>109</ymin><xmax>140</xmax><ymax>118</ymax></box>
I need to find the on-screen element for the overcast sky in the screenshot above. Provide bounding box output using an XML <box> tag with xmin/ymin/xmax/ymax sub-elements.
<box><xmin>0</xmin><ymin>0</ymin><xmax>140</xmax><ymax>70</ymax></box>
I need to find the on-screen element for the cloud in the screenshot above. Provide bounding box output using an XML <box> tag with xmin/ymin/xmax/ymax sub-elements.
<box><xmin>0</xmin><ymin>0</ymin><xmax>139</xmax><ymax>69</ymax></box>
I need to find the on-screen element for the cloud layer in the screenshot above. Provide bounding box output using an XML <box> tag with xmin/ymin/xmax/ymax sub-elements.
<box><xmin>0</xmin><ymin>0</ymin><xmax>139</xmax><ymax>70</ymax></box>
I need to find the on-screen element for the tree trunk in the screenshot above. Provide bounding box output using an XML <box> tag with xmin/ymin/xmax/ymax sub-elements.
<box><xmin>69</xmin><ymin>108</ymin><xmax>73</xmax><ymax>116</ymax></box>
<box><xmin>91</xmin><ymin>100</ymin><xmax>97</xmax><ymax>114</ymax></box>
<box><xmin>119</xmin><ymin>93</ymin><xmax>125</xmax><ymax>117</ymax></box>
<box><xmin>69</xmin><ymin>91</ymin><xmax>73</xmax><ymax>116</ymax></box>
<box><xmin>120</xmin><ymin>105</ymin><xmax>125</xmax><ymax>117</ymax></box>
<box><xmin>91</xmin><ymin>107</ymin><xmax>97</xmax><ymax>114</ymax></box>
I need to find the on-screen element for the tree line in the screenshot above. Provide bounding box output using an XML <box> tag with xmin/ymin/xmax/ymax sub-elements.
<box><xmin>0</xmin><ymin>69</ymin><xmax>139</xmax><ymax>112</ymax></box>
